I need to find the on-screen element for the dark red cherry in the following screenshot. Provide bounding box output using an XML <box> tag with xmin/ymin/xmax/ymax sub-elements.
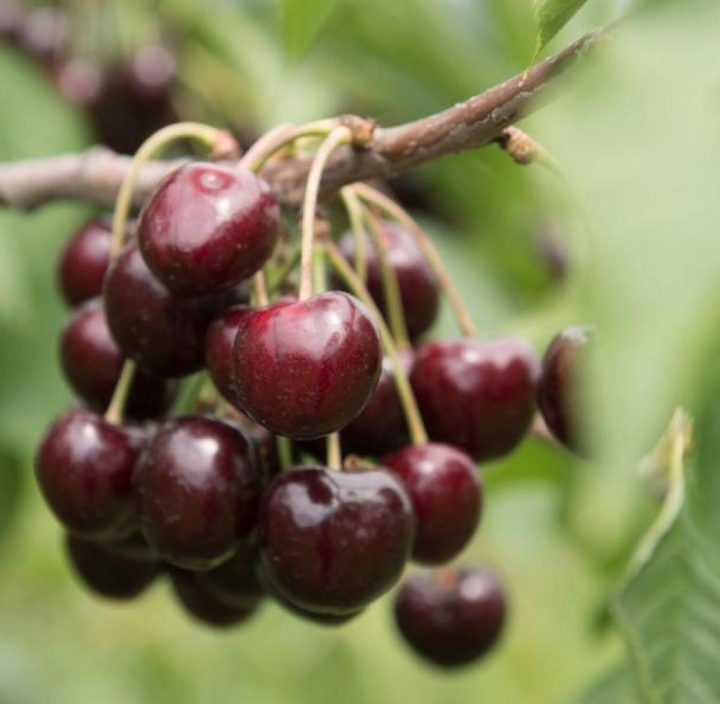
<box><xmin>103</xmin><ymin>531</ymin><xmax>158</xmax><ymax>562</ymax></box>
<box><xmin>135</xmin><ymin>417</ymin><xmax>262</xmax><ymax>570</ymax></box>
<box><xmin>395</xmin><ymin>567</ymin><xmax>507</xmax><ymax>667</ymax></box>
<box><xmin>57</xmin><ymin>219</ymin><xmax>112</xmax><ymax>307</ymax></box>
<box><xmin>335</xmin><ymin>220</ymin><xmax>440</xmax><ymax>339</ymax></box>
<box><xmin>411</xmin><ymin>337</ymin><xmax>540</xmax><ymax>461</ymax></box>
<box><xmin>537</xmin><ymin>326</ymin><xmax>591</xmax><ymax>452</ymax></box>
<box><xmin>104</xmin><ymin>245</ymin><xmax>239</xmax><ymax>377</ymax></box>
<box><xmin>169</xmin><ymin>567</ymin><xmax>259</xmax><ymax>628</ymax></box>
<box><xmin>65</xmin><ymin>534</ymin><xmax>160</xmax><ymax>600</ymax></box>
<box><xmin>35</xmin><ymin>410</ymin><xmax>144</xmax><ymax>540</ymax></box>
<box><xmin>259</xmin><ymin>466</ymin><xmax>414</xmax><ymax>615</ymax></box>
<box><xmin>60</xmin><ymin>298</ymin><xmax>171</xmax><ymax>419</ymax></box>
<box><xmin>138</xmin><ymin>162</ymin><xmax>280</xmax><ymax>296</ymax></box>
<box><xmin>123</xmin><ymin>44</ymin><xmax>176</xmax><ymax>109</ymax></box>
<box><xmin>341</xmin><ymin>350</ymin><xmax>413</xmax><ymax>457</ymax></box>
<box><xmin>233</xmin><ymin>292</ymin><xmax>382</xmax><ymax>439</ymax></box>
<box><xmin>19</xmin><ymin>7</ymin><xmax>67</xmax><ymax>66</ymax></box>
<box><xmin>204</xmin><ymin>305</ymin><xmax>251</xmax><ymax>407</ymax></box>
<box><xmin>382</xmin><ymin>443</ymin><xmax>481</xmax><ymax>564</ymax></box>
<box><xmin>196</xmin><ymin>542</ymin><xmax>264</xmax><ymax>610</ymax></box>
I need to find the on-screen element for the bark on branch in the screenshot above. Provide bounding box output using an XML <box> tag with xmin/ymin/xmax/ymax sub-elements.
<box><xmin>0</xmin><ymin>28</ymin><xmax>603</xmax><ymax>211</ymax></box>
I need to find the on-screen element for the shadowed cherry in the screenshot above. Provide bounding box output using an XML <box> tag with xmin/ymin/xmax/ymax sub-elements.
<box><xmin>196</xmin><ymin>542</ymin><xmax>265</xmax><ymax>610</ymax></box>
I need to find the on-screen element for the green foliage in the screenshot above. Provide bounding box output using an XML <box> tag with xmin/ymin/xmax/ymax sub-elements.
<box><xmin>280</xmin><ymin>0</ymin><xmax>343</xmax><ymax>59</ymax></box>
<box><xmin>532</xmin><ymin>0</ymin><xmax>590</xmax><ymax>54</ymax></box>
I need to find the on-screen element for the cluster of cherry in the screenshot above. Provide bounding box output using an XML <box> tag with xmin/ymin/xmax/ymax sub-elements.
<box><xmin>35</xmin><ymin>131</ymin><xmax>589</xmax><ymax>668</ymax></box>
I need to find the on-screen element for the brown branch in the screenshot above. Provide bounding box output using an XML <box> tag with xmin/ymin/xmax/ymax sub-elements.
<box><xmin>0</xmin><ymin>28</ymin><xmax>604</xmax><ymax>211</ymax></box>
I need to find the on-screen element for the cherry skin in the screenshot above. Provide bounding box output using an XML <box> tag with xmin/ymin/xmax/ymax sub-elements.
<box><xmin>537</xmin><ymin>326</ymin><xmax>591</xmax><ymax>452</ymax></box>
<box><xmin>335</xmin><ymin>219</ymin><xmax>440</xmax><ymax>339</ymax></box>
<box><xmin>35</xmin><ymin>410</ymin><xmax>144</xmax><ymax>540</ymax></box>
<box><xmin>258</xmin><ymin>466</ymin><xmax>415</xmax><ymax>615</ymax></box>
<box><xmin>411</xmin><ymin>337</ymin><xmax>540</xmax><ymax>461</ymax></box>
<box><xmin>138</xmin><ymin>162</ymin><xmax>280</xmax><ymax>296</ymax></box>
<box><xmin>104</xmin><ymin>245</ymin><xmax>241</xmax><ymax>377</ymax></box>
<box><xmin>57</xmin><ymin>218</ymin><xmax>112</xmax><ymax>307</ymax></box>
<box><xmin>233</xmin><ymin>292</ymin><xmax>382</xmax><ymax>440</ymax></box>
<box><xmin>135</xmin><ymin>416</ymin><xmax>262</xmax><ymax>571</ymax></box>
<box><xmin>395</xmin><ymin>567</ymin><xmax>507</xmax><ymax>668</ymax></box>
<box><xmin>382</xmin><ymin>443</ymin><xmax>482</xmax><ymax>565</ymax></box>
<box><xmin>169</xmin><ymin>567</ymin><xmax>259</xmax><ymax>628</ymax></box>
<box><xmin>341</xmin><ymin>350</ymin><xmax>413</xmax><ymax>457</ymax></box>
<box><xmin>60</xmin><ymin>297</ymin><xmax>171</xmax><ymax>419</ymax></box>
<box><xmin>196</xmin><ymin>542</ymin><xmax>265</xmax><ymax>610</ymax></box>
<box><xmin>65</xmin><ymin>534</ymin><xmax>160</xmax><ymax>600</ymax></box>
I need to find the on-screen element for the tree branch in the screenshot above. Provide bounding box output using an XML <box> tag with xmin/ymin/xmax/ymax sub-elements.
<box><xmin>0</xmin><ymin>28</ymin><xmax>604</xmax><ymax>211</ymax></box>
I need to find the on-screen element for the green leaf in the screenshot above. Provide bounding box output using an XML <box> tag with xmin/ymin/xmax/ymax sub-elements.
<box><xmin>281</xmin><ymin>0</ymin><xmax>342</xmax><ymax>60</ymax></box>
<box><xmin>532</xmin><ymin>0</ymin><xmax>589</xmax><ymax>54</ymax></box>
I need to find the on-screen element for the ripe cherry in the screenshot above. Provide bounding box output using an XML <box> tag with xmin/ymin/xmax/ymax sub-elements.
<box><xmin>259</xmin><ymin>466</ymin><xmax>414</xmax><ymax>615</ymax></box>
<box><xmin>204</xmin><ymin>305</ymin><xmax>250</xmax><ymax>407</ymax></box>
<box><xmin>135</xmin><ymin>417</ymin><xmax>262</xmax><ymax>570</ymax></box>
<box><xmin>233</xmin><ymin>292</ymin><xmax>382</xmax><ymax>439</ymax></box>
<box><xmin>395</xmin><ymin>567</ymin><xmax>507</xmax><ymax>667</ymax></box>
<box><xmin>104</xmin><ymin>245</ymin><xmax>241</xmax><ymax>377</ymax></box>
<box><xmin>35</xmin><ymin>409</ymin><xmax>144</xmax><ymax>540</ymax></box>
<box><xmin>60</xmin><ymin>298</ymin><xmax>171</xmax><ymax>419</ymax></box>
<box><xmin>138</xmin><ymin>163</ymin><xmax>280</xmax><ymax>296</ymax></box>
<box><xmin>65</xmin><ymin>534</ymin><xmax>160</xmax><ymax>600</ymax></box>
<box><xmin>537</xmin><ymin>326</ymin><xmax>591</xmax><ymax>452</ymax></box>
<box><xmin>54</xmin><ymin>58</ymin><xmax>105</xmax><ymax>109</ymax></box>
<box><xmin>411</xmin><ymin>337</ymin><xmax>540</xmax><ymax>461</ymax></box>
<box><xmin>382</xmin><ymin>443</ymin><xmax>481</xmax><ymax>564</ymax></box>
<box><xmin>18</xmin><ymin>6</ymin><xmax>67</xmax><ymax>67</ymax></box>
<box><xmin>196</xmin><ymin>542</ymin><xmax>265</xmax><ymax>610</ymax></box>
<box><xmin>57</xmin><ymin>218</ymin><xmax>112</xmax><ymax>307</ymax></box>
<box><xmin>335</xmin><ymin>220</ymin><xmax>440</xmax><ymax>339</ymax></box>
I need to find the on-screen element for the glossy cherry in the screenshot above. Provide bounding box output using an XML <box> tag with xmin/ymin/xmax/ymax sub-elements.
<box><xmin>60</xmin><ymin>297</ymin><xmax>171</xmax><ymax>418</ymax></box>
<box><xmin>135</xmin><ymin>417</ymin><xmax>262</xmax><ymax>570</ymax></box>
<box><xmin>65</xmin><ymin>534</ymin><xmax>160</xmax><ymax>600</ymax></box>
<box><xmin>170</xmin><ymin>568</ymin><xmax>259</xmax><ymax>628</ymax></box>
<box><xmin>104</xmin><ymin>245</ymin><xmax>240</xmax><ymax>377</ymax></box>
<box><xmin>138</xmin><ymin>162</ymin><xmax>280</xmax><ymax>296</ymax></box>
<box><xmin>233</xmin><ymin>292</ymin><xmax>382</xmax><ymax>439</ymax></box>
<box><xmin>411</xmin><ymin>337</ymin><xmax>540</xmax><ymax>461</ymax></box>
<box><xmin>383</xmin><ymin>443</ymin><xmax>481</xmax><ymax>564</ymax></box>
<box><xmin>259</xmin><ymin>466</ymin><xmax>414</xmax><ymax>615</ymax></box>
<box><xmin>57</xmin><ymin>218</ymin><xmax>112</xmax><ymax>307</ymax></box>
<box><xmin>335</xmin><ymin>219</ymin><xmax>440</xmax><ymax>339</ymax></box>
<box><xmin>35</xmin><ymin>410</ymin><xmax>144</xmax><ymax>540</ymax></box>
<box><xmin>204</xmin><ymin>305</ymin><xmax>251</xmax><ymax>406</ymax></box>
<box><xmin>395</xmin><ymin>567</ymin><xmax>507</xmax><ymax>667</ymax></box>
<box><xmin>196</xmin><ymin>542</ymin><xmax>265</xmax><ymax>610</ymax></box>
<box><xmin>537</xmin><ymin>326</ymin><xmax>591</xmax><ymax>452</ymax></box>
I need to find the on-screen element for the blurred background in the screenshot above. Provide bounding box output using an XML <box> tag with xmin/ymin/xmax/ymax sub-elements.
<box><xmin>0</xmin><ymin>0</ymin><xmax>719</xmax><ymax>702</ymax></box>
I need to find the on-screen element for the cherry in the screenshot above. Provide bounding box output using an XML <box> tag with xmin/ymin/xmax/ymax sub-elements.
<box><xmin>135</xmin><ymin>417</ymin><xmax>262</xmax><ymax>570</ymax></box>
<box><xmin>60</xmin><ymin>298</ymin><xmax>171</xmax><ymax>419</ymax></box>
<box><xmin>103</xmin><ymin>531</ymin><xmax>158</xmax><ymax>562</ymax></box>
<box><xmin>18</xmin><ymin>7</ymin><xmax>67</xmax><ymax>67</ymax></box>
<box><xmin>104</xmin><ymin>245</ymin><xmax>242</xmax><ymax>377</ymax></box>
<box><xmin>138</xmin><ymin>163</ymin><xmax>280</xmax><ymax>296</ymax></box>
<box><xmin>57</xmin><ymin>218</ymin><xmax>112</xmax><ymax>307</ymax></box>
<box><xmin>204</xmin><ymin>305</ymin><xmax>251</xmax><ymax>406</ymax></box>
<box><xmin>395</xmin><ymin>567</ymin><xmax>507</xmax><ymax>668</ymax></box>
<box><xmin>195</xmin><ymin>542</ymin><xmax>265</xmax><ymax>610</ymax></box>
<box><xmin>341</xmin><ymin>350</ymin><xmax>413</xmax><ymax>457</ymax></box>
<box><xmin>537</xmin><ymin>326</ymin><xmax>591</xmax><ymax>452</ymax></box>
<box><xmin>54</xmin><ymin>58</ymin><xmax>105</xmax><ymax>109</ymax></box>
<box><xmin>382</xmin><ymin>443</ymin><xmax>481</xmax><ymax>564</ymax></box>
<box><xmin>259</xmin><ymin>466</ymin><xmax>414</xmax><ymax>615</ymax></box>
<box><xmin>65</xmin><ymin>534</ymin><xmax>160</xmax><ymax>600</ymax></box>
<box><xmin>233</xmin><ymin>292</ymin><xmax>382</xmax><ymax>439</ymax></box>
<box><xmin>335</xmin><ymin>219</ymin><xmax>440</xmax><ymax>339</ymax></box>
<box><xmin>411</xmin><ymin>337</ymin><xmax>540</xmax><ymax>461</ymax></box>
<box><xmin>0</xmin><ymin>0</ymin><xmax>23</xmax><ymax>44</ymax></box>
<box><xmin>169</xmin><ymin>568</ymin><xmax>259</xmax><ymax>628</ymax></box>
<box><xmin>122</xmin><ymin>45</ymin><xmax>176</xmax><ymax>110</ymax></box>
<box><xmin>35</xmin><ymin>409</ymin><xmax>144</xmax><ymax>540</ymax></box>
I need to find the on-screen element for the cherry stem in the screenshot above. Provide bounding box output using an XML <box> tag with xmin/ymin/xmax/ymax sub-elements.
<box><xmin>327</xmin><ymin>432</ymin><xmax>342</xmax><ymax>471</ymax></box>
<box><xmin>252</xmin><ymin>270</ymin><xmax>269</xmax><ymax>306</ymax></box>
<box><xmin>110</xmin><ymin>121</ymin><xmax>236</xmax><ymax>258</ymax></box>
<box><xmin>340</xmin><ymin>187</ymin><xmax>368</xmax><ymax>284</ymax></box>
<box><xmin>277</xmin><ymin>436</ymin><xmax>293</xmax><ymax>472</ymax></box>
<box><xmin>298</xmin><ymin>127</ymin><xmax>351</xmax><ymax>301</ymax></box>
<box><xmin>352</xmin><ymin>183</ymin><xmax>476</xmax><ymax>338</ymax></box>
<box><xmin>323</xmin><ymin>240</ymin><xmax>428</xmax><ymax>446</ymax></box>
<box><xmin>103</xmin><ymin>359</ymin><xmax>135</xmax><ymax>426</ymax></box>
<box><xmin>364</xmin><ymin>209</ymin><xmax>411</xmax><ymax>350</ymax></box>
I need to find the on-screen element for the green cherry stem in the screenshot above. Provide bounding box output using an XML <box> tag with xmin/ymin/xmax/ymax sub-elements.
<box><xmin>252</xmin><ymin>270</ymin><xmax>269</xmax><ymax>306</ymax></box>
<box><xmin>340</xmin><ymin>187</ymin><xmax>368</xmax><ymax>285</ymax></box>
<box><xmin>298</xmin><ymin>126</ymin><xmax>351</xmax><ymax>301</ymax></box>
<box><xmin>323</xmin><ymin>240</ymin><xmax>428</xmax><ymax>446</ymax></box>
<box><xmin>352</xmin><ymin>183</ymin><xmax>476</xmax><ymax>338</ymax></box>
<box><xmin>103</xmin><ymin>359</ymin><xmax>135</xmax><ymax>425</ymax></box>
<box><xmin>277</xmin><ymin>436</ymin><xmax>293</xmax><ymax>472</ymax></box>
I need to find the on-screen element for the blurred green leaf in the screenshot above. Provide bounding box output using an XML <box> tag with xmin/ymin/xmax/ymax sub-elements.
<box><xmin>533</xmin><ymin>0</ymin><xmax>590</xmax><ymax>54</ymax></box>
<box><xmin>281</xmin><ymin>0</ymin><xmax>342</xmax><ymax>60</ymax></box>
